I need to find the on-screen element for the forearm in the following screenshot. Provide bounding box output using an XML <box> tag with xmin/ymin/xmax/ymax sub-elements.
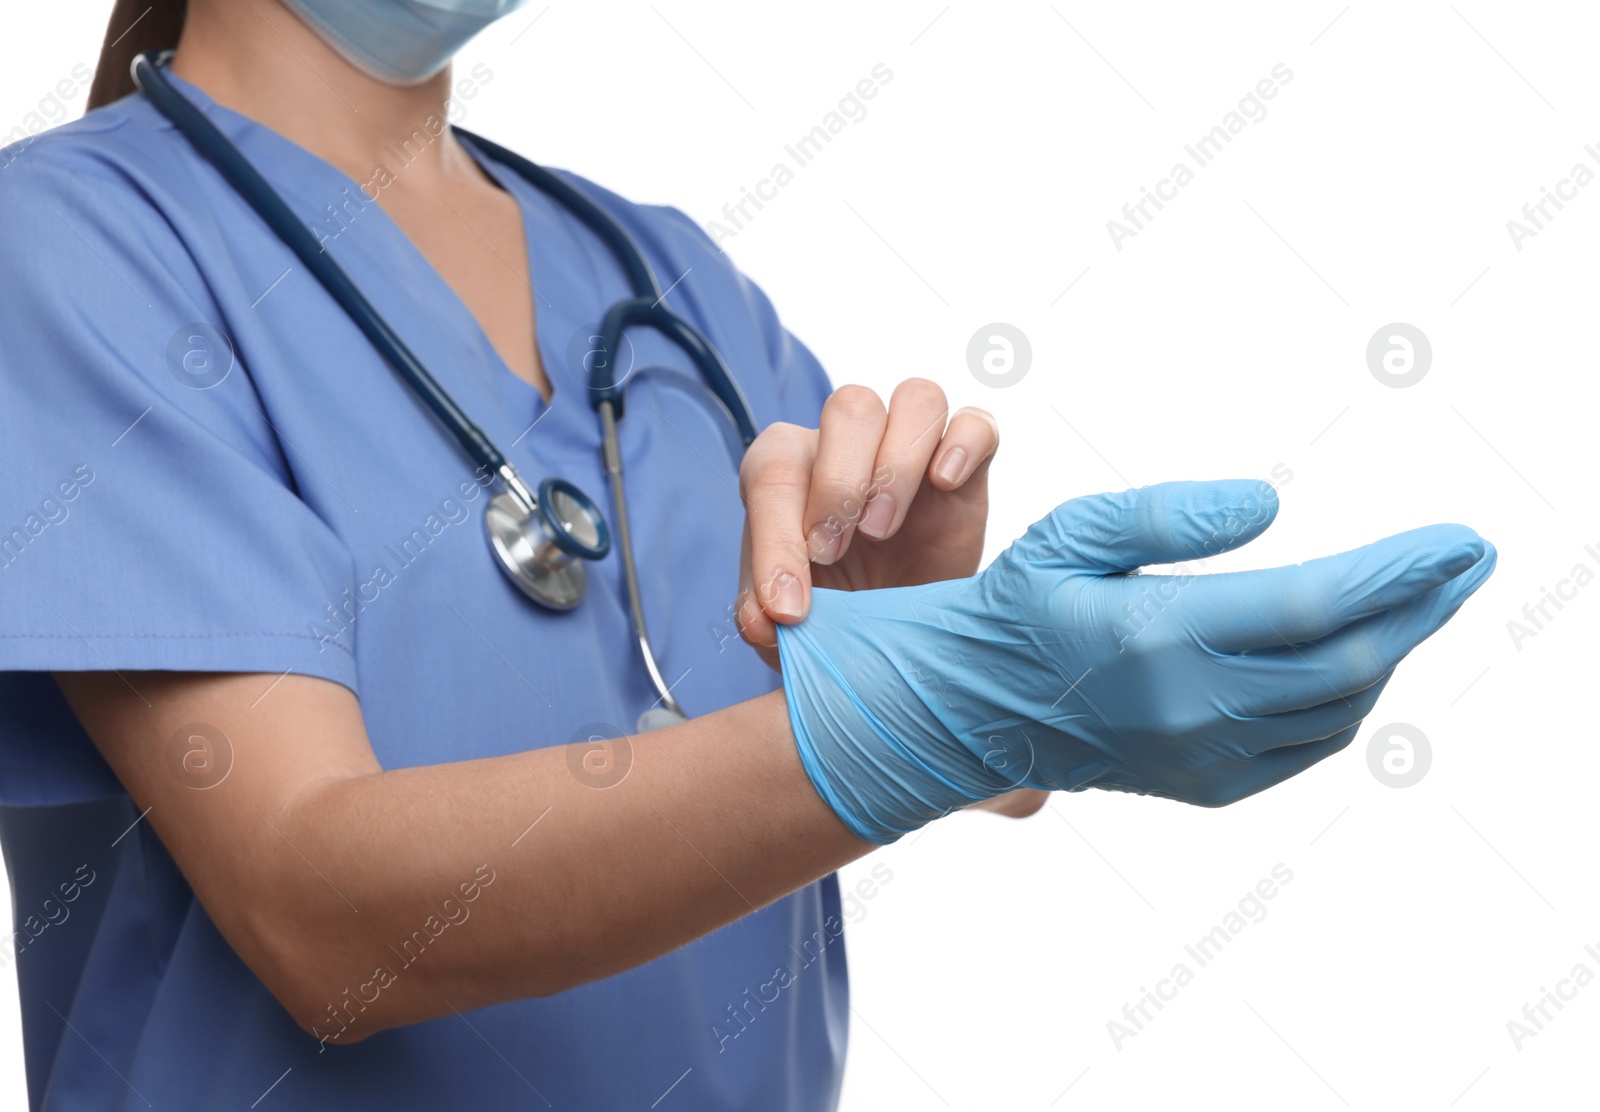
<box><xmin>58</xmin><ymin>672</ymin><xmax>869</xmax><ymax>1042</ymax></box>
<box><xmin>290</xmin><ymin>690</ymin><xmax>866</xmax><ymax>1036</ymax></box>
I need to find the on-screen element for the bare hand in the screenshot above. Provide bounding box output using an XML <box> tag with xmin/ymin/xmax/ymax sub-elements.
<box><xmin>736</xmin><ymin>378</ymin><xmax>998</xmax><ymax>667</ymax></box>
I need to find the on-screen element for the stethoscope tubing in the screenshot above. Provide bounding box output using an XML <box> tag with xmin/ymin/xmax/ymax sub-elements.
<box><xmin>130</xmin><ymin>50</ymin><xmax>759</xmax><ymax>726</ymax></box>
<box><xmin>454</xmin><ymin>130</ymin><xmax>759</xmax><ymax>447</ymax></box>
<box><xmin>131</xmin><ymin>51</ymin><xmax>510</xmax><ymax>476</ymax></box>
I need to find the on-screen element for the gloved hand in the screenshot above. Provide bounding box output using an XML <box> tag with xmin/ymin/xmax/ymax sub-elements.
<box><xmin>776</xmin><ymin>479</ymin><xmax>1496</xmax><ymax>844</ymax></box>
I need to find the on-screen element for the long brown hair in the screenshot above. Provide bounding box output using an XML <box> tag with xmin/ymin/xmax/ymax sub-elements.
<box><xmin>87</xmin><ymin>0</ymin><xmax>189</xmax><ymax>110</ymax></box>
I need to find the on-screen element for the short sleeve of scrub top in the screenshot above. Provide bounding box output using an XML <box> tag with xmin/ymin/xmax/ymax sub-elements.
<box><xmin>0</xmin><ymin>66</ymin><xmax>847</xmax><ymax>1112</ymax></box>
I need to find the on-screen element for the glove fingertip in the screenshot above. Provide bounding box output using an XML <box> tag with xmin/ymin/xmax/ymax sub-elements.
<box><xmin>1454</xmin><ymin>539</ymin><xmax>1498</xmax><ymax>595</ymax></box>
<box><xmin>1190</xmin><ymin>477</ymin><xmax>1282</xmax><ymax>554</ymax></box>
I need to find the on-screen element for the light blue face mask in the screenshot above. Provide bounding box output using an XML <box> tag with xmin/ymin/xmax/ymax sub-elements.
<box><xmin>280</xmin><ymin>0</ymin><xmax>532</xmax><ymax>86</ymax></box>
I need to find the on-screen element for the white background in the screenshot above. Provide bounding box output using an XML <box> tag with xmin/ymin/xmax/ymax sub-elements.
<box><xmin>2</xmin><ymin>2</ymin><xmax>1595</xmax><ymax>1109</ymax></box>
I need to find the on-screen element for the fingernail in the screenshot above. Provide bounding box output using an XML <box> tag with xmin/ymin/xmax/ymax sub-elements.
<box><xmin>934</xmin><ymin>446</ymin><xmax>968</xmax><ymax>486</ymax></box>
<box><xmin>858</xmin><ymin>493</ymin><xmax>896</xmax><ymax>540</ymax></box>
<box><xmin>809</xmin><ymin>524</ymin><xmax>840</xmax><ymax>565</ymax></box>
<box><xmin>770</xmin><ymin>571</ymin><xmax>804</xmax><ymax>620</ymax></box>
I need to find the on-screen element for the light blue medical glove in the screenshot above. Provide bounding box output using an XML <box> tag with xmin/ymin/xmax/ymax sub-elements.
<box><xmin>776</xmin><ymin>479</ymin><xmax>1496</xmax><ymax>844</ymax></box>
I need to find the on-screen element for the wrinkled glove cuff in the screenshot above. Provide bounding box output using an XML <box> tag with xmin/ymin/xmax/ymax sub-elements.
<box><xmin>777</xmin><ymin>607</ymin><xmax>991</xmax><ymax>845</ymax></box>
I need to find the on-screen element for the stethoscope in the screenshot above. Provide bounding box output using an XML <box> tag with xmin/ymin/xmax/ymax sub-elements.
<box><xmin>131</xmin><ymin>51</ymin><xmax>758</xmax><ymax>729</ymax></box>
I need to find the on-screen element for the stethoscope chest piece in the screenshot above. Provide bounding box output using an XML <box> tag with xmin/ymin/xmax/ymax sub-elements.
<box><xmin>485</xmin><ymin>476</ymin><xmax>611</xmax><ymax>611</ymax></box>
<box><xmin>129</xmin><ymin>49</ymin><xmax>758</xmax><ymax>722</ymax></box>
<box><xmin>636</xmin><ymin>706</ymin><xmax>688</xmax><ymax>733</ymax></box>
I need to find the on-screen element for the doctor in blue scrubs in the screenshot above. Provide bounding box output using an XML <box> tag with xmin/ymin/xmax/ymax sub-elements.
<box><xmin>0</xmin><ymin>1</ymin><xmax>1498</xmax><ymax>1109</ymax></box>
<box><xmin>0</xmin><ymin>1</ymin><xmax>1036</xmax><ymax>1108</ymax></box>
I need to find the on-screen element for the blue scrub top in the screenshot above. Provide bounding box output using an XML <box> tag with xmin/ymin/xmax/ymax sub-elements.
<box><xmin>0</xmin><ymin>65</ymin><xmax>846</xmax><ymax>1110</ymax></box>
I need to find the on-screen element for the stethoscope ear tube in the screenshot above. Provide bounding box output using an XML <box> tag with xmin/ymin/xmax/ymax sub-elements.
<box><xmin>592</xmin><ymin>299</ymin><xmax>758</xmax><ymax>448</ymax></box>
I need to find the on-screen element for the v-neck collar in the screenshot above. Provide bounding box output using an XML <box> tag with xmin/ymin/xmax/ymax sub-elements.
<box><xmin>156</xmin><ymin>62</ymin><xmax>567</xmax><ymax>430</ymax></box>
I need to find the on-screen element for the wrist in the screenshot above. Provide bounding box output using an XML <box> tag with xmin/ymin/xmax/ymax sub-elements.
<box><xmin>775</xmin><ymin>588</ymin><xmax>1001</xmax><ymax>844</ymax></box>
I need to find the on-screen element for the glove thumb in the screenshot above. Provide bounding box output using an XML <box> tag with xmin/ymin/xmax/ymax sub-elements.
<box><xmin>1000</xmin><ymin>479</ymin><xmax>1280</xmax><ymax>574</ymax></box>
